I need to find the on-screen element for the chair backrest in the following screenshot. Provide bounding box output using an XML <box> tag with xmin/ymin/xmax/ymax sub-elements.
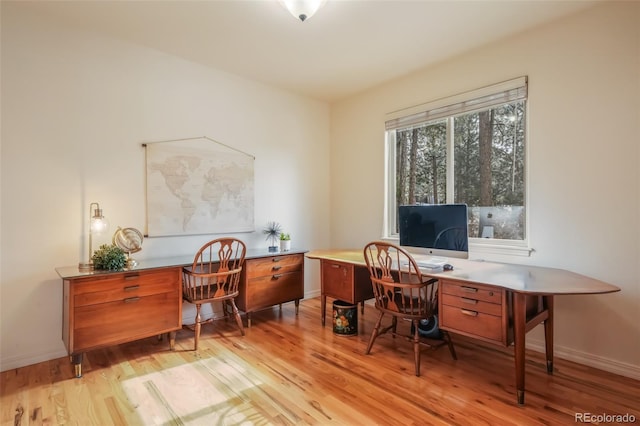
<box><xmin>183</xmin><ymin>238</ymin><xmax>247</xmax><ymax>301</ymax></box>
<box><xmin>363</xmin><ymin>241</ymin><xmax>438</xmax><ymax>320</ymax></box>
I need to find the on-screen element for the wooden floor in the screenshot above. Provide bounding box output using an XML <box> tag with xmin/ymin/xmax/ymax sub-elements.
<box><xmin>2</xmin><ymin>297</ymin><xmax>638</xmax><ymax>426</ymax></box>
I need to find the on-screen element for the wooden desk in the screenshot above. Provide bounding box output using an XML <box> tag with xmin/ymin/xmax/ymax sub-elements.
<box><xmin>306</xmin><ymin>249</ymin><xmax>620</xmax><ymax>405</ymax></box>
<box><xmin>56</xmin><ymin>249</ymin><xmax>306</xmax><ymax>377</ymax></box>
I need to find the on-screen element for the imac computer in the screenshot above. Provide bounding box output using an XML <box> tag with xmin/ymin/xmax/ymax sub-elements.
<box><xmin>398</xmin><ymin>204</ymin><xmax>469</xmax><ymax>262</ymax></box>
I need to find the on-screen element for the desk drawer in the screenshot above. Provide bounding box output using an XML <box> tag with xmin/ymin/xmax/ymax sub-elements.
<box><xmin>321</xmin><ymin>261</ymin><xmax>354</xmax><ymax>302</ymax></box>
<box><xmin>440</xmin><ymin>304</ymin><xmax>503</xmax><ymax>342</ymax></box>
<box><xmin>73</xmin><ymin>291</ymin><xmax>180</xmax><ymax>351</ymax></box>
<box><xmin>246</xmin><ymin>254</ymin><xmax>303</xmax><ymax>279</ymax></box>
<box><xmin>441</xmin><ymin>293</ymin><xmax>503</xmax><ymax>317</ymax></box>
<box><xmin>73</xmin><ymin>269</ymin><xmax>178</xmax><ymax>307</ymax></box>
<box><xmin>441</xmin><ymin>280</ymin><xmax>502</xmax><ymax>304</ymax></box>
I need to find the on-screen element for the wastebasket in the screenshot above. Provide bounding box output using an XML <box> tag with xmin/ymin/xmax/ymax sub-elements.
<box><xmin>332</xmin><ymin>300</ymin><xmax>358</xmax><ymax>336</ymax></box>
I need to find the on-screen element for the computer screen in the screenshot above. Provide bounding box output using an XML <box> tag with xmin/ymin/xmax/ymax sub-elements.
<box><xmin>398</xmin><ymin>204</ymin><xmax>469</xmax><ymax>259</ymax></box>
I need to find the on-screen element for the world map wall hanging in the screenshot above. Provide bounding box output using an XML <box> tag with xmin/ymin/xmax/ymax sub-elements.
<box><xmin>144</xmin><ymin>136</ymin><xmax>255</xmax><ymax>237</ymax></box>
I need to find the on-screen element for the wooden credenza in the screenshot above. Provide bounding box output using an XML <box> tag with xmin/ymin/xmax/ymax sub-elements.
<box><xmin>237</xmin><ymin>252</ymin><xmax>305</xmax><ymax>327</ymax></box>
<box><xmin>60</xmin><ymin>265</ymin><xmax>183</xmax><ymax>377</ymax></box>
<box><xmin>57</xmin><ymin>250</ymin><xmax>307</xmax><ymax>377</ymax></box>
<box><xmin>62</xmin><ymin>266</ymin><xmax>182</xmax><ymax>377</ymax></box>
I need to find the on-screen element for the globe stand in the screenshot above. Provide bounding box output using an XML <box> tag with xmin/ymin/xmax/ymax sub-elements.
<box><xmin>126</xmin><ymin>255</ymin><xmax>138</xmax><ymax>269</ymax></box>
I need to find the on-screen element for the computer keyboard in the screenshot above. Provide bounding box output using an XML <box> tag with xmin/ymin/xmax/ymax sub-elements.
<box><xmin>415</xmin><ymin>257</ymin><xmax>447</xmax><ymax>269</ymax></box>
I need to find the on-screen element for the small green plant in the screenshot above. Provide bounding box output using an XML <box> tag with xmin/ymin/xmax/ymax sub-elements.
<box><xmin>92</xmin><ymin>244</ymin><xmax>127</xmax><ymax>271</ymax></box>
<box><xmin>280</xmin><ymin>232</ymin><xmax>290</xmax><ymax>241</ymax></box>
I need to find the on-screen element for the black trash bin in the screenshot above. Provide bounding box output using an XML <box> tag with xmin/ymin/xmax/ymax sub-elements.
<box><xmin>332</xmin><ymin>300</ymin><xmax>358</xmax><ymax>336</ymax></box>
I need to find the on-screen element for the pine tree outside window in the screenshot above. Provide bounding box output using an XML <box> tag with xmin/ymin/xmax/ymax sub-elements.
<box><xmin>385</xmin><ymin>77</ymin><xmax>531</xmax><ymax>255</ymax></box>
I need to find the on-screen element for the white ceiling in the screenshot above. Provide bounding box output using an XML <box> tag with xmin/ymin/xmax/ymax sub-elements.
<box><xmin>15</xmin><ymin>0</ymin><xmax>602</xmax><ymax>102</ymax></box>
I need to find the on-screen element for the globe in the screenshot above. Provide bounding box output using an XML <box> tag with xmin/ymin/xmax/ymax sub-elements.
<box><xmin>113</xmin><ymin>227</ymin><xmax>144</xmax><ymax>268</ymax></box>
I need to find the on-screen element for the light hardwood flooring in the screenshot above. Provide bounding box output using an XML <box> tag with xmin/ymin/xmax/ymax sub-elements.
<box><xmin>1</xmin><ymin>297</ymin><xmax>638</xmax><ymax>425</ymax></box>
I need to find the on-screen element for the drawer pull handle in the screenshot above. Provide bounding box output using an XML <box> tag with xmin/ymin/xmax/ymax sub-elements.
<box><xmin>273</xmin><ymin>274</ymin><xmax>282</xmax><ymax>279</ymax></box>
<box><xmin>461</xmin><ymin>309</ymin><xmax>478</xmax><ymax>317</ymax></box>
<box><xmin>124</xmin><ymin>285</ymin><xmax>140</xmax><ymax>292</ymax></box>
<box><xmin>272</xmin><ymin>258</ymin><xmax>281</xmax><ymax>262</ymax></box>
<box><xmin>461</xmin><ymin>297</ymin><xmax>477</xmax><ymax>305</ymax></box>
<box><xmin>124</xmin><ymin>297</ymin><xmax>140</xmax><ymax>303</ymax></box>
<box><xmin>461</xmin><ymin>286</ymin><xmax>478</xmax><ymax>293</ymax></box>
<box><xmin>331</xmin><ymin>264</ymin><xmax>341</xmax><ymax>269</ymax></box>
<box><xmin>272</xmin><ymin>266</ymin><xmax>282</xmax><ymax>271</ymax></box>
<box><xmin>124</xmin><ymin>275</ymin><xmax>140</xmax><ymax>281</ymax></box>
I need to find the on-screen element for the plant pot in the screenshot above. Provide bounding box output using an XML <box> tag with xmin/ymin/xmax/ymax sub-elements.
<box><xmin>280</xmin><ymin>240</ymin><xmax>291</xmax><ymax>252</ymax></box>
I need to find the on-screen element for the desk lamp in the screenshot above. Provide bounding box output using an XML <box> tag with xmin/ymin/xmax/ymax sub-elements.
<box><xmin>78</xmin><ymin>202</ymin><xmax>109</xmax><ymax>271</ymax></box>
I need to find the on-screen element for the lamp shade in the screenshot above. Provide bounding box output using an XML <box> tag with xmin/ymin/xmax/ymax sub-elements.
<box><xmin>281</xmin><ymin>0</ymin><xmax>325</xmax><ymax>21</ymax></box>
<box><xmin>90</xmin><ymin>207</ymin><xmax>109</xmax><ymax>234</ymax></box>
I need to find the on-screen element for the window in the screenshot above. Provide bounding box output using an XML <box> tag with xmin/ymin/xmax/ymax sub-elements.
<box><xmin>385</xmin><ymin>77</ymin><xmax>529</xmax><ymax>252</ymax></box>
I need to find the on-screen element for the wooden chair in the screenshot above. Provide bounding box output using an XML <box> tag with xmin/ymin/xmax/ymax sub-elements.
<box><xmin>182</xmin><ymin>238</ymin><xmax>246</xmax><ymax>350</ymax></box>
<box><xmin>363</xmin><ymin>241</ymin><xmax>457</xmax><ymax>376</ymax></box>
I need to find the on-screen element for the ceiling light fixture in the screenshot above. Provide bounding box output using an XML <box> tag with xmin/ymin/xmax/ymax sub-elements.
<box><xmin>281</xmin><ymin>0</ymin><xmax>326</xmax><ymax>22</ymax></box>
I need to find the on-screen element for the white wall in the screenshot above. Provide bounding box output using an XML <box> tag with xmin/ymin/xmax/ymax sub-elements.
<box><xmin>0</xmin><ymin>5</ymin><xmax>330</xmax><ymax>371</ymax></box>
<box><xmin>330</xmin><ymin>2</ymin><xmax>640</xmax><ymax>377</ymax></box>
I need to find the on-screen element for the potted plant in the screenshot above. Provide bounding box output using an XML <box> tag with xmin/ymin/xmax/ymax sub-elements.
<box><xmin>92</xmin><ymin>244</ymin><xmax>127</xmax><ymax>271</ymax></box>
<box><xmin>280</xmin><ymin>232</ymin><xmax>291</xmax><ymax>252</ymax></box>
<box><xmin>263</xmin><ymin>221</ymin><xmax>282</xmax><ymax>252</ymax></box>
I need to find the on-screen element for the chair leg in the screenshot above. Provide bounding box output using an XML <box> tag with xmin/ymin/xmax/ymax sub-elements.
<box><xmin>413</xmin><ymin>319</ymin><xmax>421</xmax><ymax>377</ymax></box>
<box><xmin>366</xmin><ymin>311</ymin><xmax>385</xmax><ymax>354</ymax></box>
<box><xmin>229</xmin><ymin>299</ymin><xmax>245</xmax><ymax>336</ymax></box>
<box><xmin>194</xmin><ymin>303</ymin><xmax>202</xmax><ymax>351</ymax></box>
<box><xmin>391</xmin><ymin>316</ymin><xmax>398</xmax><ymax>337</ymax></box>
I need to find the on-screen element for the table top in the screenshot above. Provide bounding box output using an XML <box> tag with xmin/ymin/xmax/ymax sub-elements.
<box><xmin>306</xmin><ymin>249</ymin><xmax>620</xmax><ymax>296</ymax></box>
<box><xmin>56</xmin><ymin>248</ymin><xmax>307</xmax><ymax>280</ymax></box>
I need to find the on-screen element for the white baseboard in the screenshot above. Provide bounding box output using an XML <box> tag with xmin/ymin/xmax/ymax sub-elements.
<box><xmin>526</xmin><ymin>339</ymin><xmax>640</xmax><ymax>380</ymax></box>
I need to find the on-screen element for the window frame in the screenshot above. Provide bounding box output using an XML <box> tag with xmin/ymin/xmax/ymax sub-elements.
<box><xmin>384</xmin><ymin>78</ymin><xmax>532</xmax><ymax>257</ymax></box>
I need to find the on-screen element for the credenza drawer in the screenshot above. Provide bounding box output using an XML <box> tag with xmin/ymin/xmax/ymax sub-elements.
<box><xmin>73</xmin><ymin>269</ymin><xmax>178</xmax><ymax>306</ymax></box>
<box><xmin>245</xmin><ymin>271</ymin><xmax>304</xmax><ymax>311</ymax></box>
<box><xmin>73</xmin><ymin>291</ymin><xmax>181</xmax><ymax>351</ymax></box>
<box><xmin>441</xmin><ymin>293</ymin><xmax>503</xmax><ymax>317</ymax></box>
<box><xmin>440</xmin><ymin>304</ymin><xmax>503</xmax><ymax>342</ymax></box>
<box><xmin>441</xmin><ymin>280</ymin><xmax>502</xmax><ymax>304</ymax></box>
<box><xmin>245</xmin><ymin>254</ymin><xmax>303</xmax><ymax>279</ymax></box>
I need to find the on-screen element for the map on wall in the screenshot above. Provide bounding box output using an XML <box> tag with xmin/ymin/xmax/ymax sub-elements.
<box><xmin>144</xmin><ymin>136</ymin><xmax>255</xmax><ymax>237</ymax></box>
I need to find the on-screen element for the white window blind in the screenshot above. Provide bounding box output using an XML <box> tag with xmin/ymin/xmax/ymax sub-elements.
<box><xmin>385</xmin><ymin>76</ymin><xmax>528</xmax><ymax>131</ymax></box>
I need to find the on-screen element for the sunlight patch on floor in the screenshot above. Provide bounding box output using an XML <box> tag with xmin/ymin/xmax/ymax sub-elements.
<box><xmin>121</xmin><ymin>349</ymin><xmax>266</xmax><ymax>425</ymax></box>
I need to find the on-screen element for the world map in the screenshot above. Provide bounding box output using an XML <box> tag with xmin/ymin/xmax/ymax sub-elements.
<box><xmin>145</xmin><ymin>138</ymin><xmax>254</xmax><ymax>237</ymax></box>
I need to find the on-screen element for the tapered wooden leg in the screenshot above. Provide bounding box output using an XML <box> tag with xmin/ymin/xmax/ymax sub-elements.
<box><xmin>321</xmin><ymin>294</ymin><xmax>327</xmax><ymax>326</ymax></box>
<box><xmin>168</xmin><ymin>331</ymin><xmax>176</xmax><ymax>350</ymax></box>
<box><xmin>295</xmin><ymin>299</ymin><xmax>300</xmax><ymax>315</ymax></box>
<box><xmin>413</xmin><ymin>320</ymin><xmax>421</xmax><ymax>377</ymax></box>
<box><xmin>365</xmin><ymin>312</ymin><xmax>385</xmax><ymax>354</ymax></box>
<box><xmin>71</xmin><ymin>353</ymin><xmax>83</xmax><ymax>378</ymax></box>
<box><xmin>444</xmin><ymin>331</ymin><xmax>457</xmax><ymax>360</ymax></box>
<box><xmin>544</xmin><ymin>295</ymin><xmax>554</xmax><ymax>374</ymax></box>
<box><xmin>513</xmin><ymin>292</ymin><xmax>526</xmax><ymax>405</ymax></box>
<box><xmin>230</xmin><ymin>300</ymin><xmax>245</xmax><ymax>336</ymax></box>
<box><xmin>194</xmin><ymin>304</ymin><xmax>202</xmax><ymax>351</ymax></box>
<box><xmin>361</xmin><ymin>300</ymin><xmax>365</xmax><ymax>314</ymax></box>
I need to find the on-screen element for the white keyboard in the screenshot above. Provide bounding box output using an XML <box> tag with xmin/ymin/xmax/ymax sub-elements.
<box><xmin>415</xmin><ymin>257</ymin><xmax>447</xmax><ymax>269</ymax></box>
